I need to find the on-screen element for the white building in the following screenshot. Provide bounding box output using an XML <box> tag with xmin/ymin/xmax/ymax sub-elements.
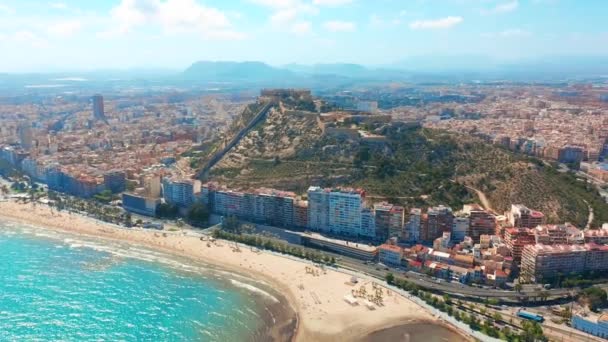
<box><xmin>162</xmin><ymin>177</ymin><xmax>200</xmax><ymax>207</ymax></box>
<box><xmin>328</xmin><ymin>189</ymin><xmax>364</xmax><ymax>237</ymax></box>
<box><xmin>452</xmin><ymin>216</ymin><xmax>470</xmax><ymax>243</ymax></box>
<box><xmin>404</xmin><ymin>208</ymin><xmax>422</xmax><ymax>242</ymax></box>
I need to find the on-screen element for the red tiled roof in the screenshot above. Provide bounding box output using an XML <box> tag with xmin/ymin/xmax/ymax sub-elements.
<box><xmin>379</xmin><ymin>244</ymin><xmax>403</xmax><ymax>253</ymax></box>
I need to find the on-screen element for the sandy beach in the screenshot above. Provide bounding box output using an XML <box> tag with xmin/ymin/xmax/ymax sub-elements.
<box><xmin>0</xmin><ymin>200</ymin><xmax>467</xmax><ymax>341</ymax></box>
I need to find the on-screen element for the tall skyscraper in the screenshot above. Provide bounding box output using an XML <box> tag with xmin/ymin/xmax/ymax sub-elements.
<box><xmin>307</xmin><ymin>186</ymin><xmax>330</xmax><ymax>232</ymax></box>
<box><xmin>92</xmin><ymin>94</ymin><xmax>107</xmax><ymax>123</ymax></box>
<box><xmin>404</xmin><ymin>208</ymin><xmax>422</xmax><ymax>242</ymax></box>
<box><xmin>328</xmin><ymin>188</ymin><xmax>364</xmax><ymax>237</ymax></box>
<box><xmin>17</xmin><ymin>123</ymin><xmax>33</xmax><ymax>149</ymax></box>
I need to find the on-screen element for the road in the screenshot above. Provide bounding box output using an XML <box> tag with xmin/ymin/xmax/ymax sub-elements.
<box><xmin>197</xmin><ymin>102</ymin><xmax>273</xmax><ymax>179</ymax></box>
<box><xmin>464</xmin><ymin>185</ymin><xmax>497</xmax><ymax>214</ymax></box>
<box><xmin>334</xmin><ymin>254</ymin><xmax>579</xmax><ymax>299</ymax></box>
<box><xmin>584</xmin><ymin>199</ymin><xmax>594</xmax><ymax>229</ymax></box>
<box><xmin>234</xmin><ymin>221</ymin><xmax>583</xmax><ymax>300</ymax></box>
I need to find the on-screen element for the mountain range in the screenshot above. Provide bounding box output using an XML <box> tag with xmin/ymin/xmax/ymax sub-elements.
<box><xmin>2</xmin><ymin>56</ymin><xmax>607</xmax><ymax>89</ymax></box>
<box><xmin>181</xmin><ymin>57</ymin><xmax>608</xmax><ymax>84</ymax></box>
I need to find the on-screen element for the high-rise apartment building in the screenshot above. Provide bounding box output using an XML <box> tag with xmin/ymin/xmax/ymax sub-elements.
<box><xmin>17</xmin><ymin>123</ymin><xmax>33</xmax><ymax>150</ymax></box>
<box><xmin>424</xmin><ymin>205</ymin><xmax>453</xmax><ymax>242</ymax></box>
<box><xmin>307</xmin><ymin>186</ymin><xmax>330</xmax><ymax>232</ymax></box>
<box><xmin>404</xmin><ymin>208</ymin><xmax>422</xmax><ymax>242</ymax></box>
<box><xmin>360</xmin><ymin>208</ymin><xmax>376</xmax><ymax>238</ymax></box>
<box><xmin>464</xmin><ymin>204</ymin><xmax>496</xmax><ymax>243</ymax></box>
<box><xmin>521</xmin><ymin>244</ymin><xmax>588</xmax><ymax>282</ymax></box>
<box><xmin>143</xmin><ymin>175</ymin><xmax>161</xmax><ymax>198</ymax></box>
<box><xmin>162</xmin><ymin>177</ymin><xmax>200</xmax><ymax>208</ymax></box>
<box><xmin>452</xmin><ymin>215</ymin><xmax>470</xmax><ymax>242</ymax></box>
<box><xmin>509</xmin><ymin>204</ymin><xmax>545</xmax><ymax>228</ymax></box>
<box><xmin>104</xmin><ymin>170</ymin><xmax>126</xmax><ymax>193</ymax></box>
<box><xmin>373</xmin><ymin>202</ymin><xmax>405</xmax><ymax>240</ymax></box>
<box><xmin>92</xmin><ymin>94</ymin><xmax>107</xmax><ymax>123</ymax></box>
<box><xmin>328</xmin><ymin>188</ymin><xmax>364</xmax><ymax>237</ymax></box>
<box><xmin>533</xmin><ymin>224</ymin><xmax>570</xmax><ymax>245</ymax></box>
<box><xmin>293</xmin><ymin>200</ymin><xmax>308</xmax><ymax>228</ymax></box>
<box><xmin>504</xmin><ymin>227</ymin><xmax>536</xmax><ymax>264</ymax></box>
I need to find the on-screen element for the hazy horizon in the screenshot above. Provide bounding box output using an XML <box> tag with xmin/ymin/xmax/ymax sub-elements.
<box><xmin>0</xmin><ymin>0</ymin><xmax>607</xmax><ymax>72</ymax></box>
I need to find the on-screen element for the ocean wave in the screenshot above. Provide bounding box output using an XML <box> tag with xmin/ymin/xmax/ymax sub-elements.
<box><xmin>229</xmin><ymin>279</ymin><xmax>279</xmax><ymax>303</ymax></box>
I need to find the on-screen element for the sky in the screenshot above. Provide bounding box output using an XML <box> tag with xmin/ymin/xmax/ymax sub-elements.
<box><xmin>0</xmin><ymin>0</ymin><xmax>606</xmax><ymax>72</ymax></box>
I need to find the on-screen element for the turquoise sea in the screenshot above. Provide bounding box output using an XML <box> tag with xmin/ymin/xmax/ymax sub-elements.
<box><xmin>0</xmin><ymin>220</ymin><xmax>290</xmax><ymax>341</ymax></box>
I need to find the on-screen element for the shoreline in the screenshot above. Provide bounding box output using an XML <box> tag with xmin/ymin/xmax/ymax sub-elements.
<box><xmin>0</xmin><ymin>200</ymin><xmax>468</xmax><ymax>341</ymax></box>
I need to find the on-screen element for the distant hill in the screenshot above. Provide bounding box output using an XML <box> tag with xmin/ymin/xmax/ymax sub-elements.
<box><xmin>183</xmin><ymin>61</ymin><xmax>409</xmax><ymax>84</ymax></box>
<box><xmin>392</xmin><ymin>55</ymin><xmax>608</xmax><ymax>79</ymax></box>
<box><xmin>285</xmin><ymin>63</ymin><xmax>370</xmax><ymax>77</ymax></box>
<box><xmin>183</xmin><ymin>61</ymin><xmax>295</xmax><ymax>82</ymax></box>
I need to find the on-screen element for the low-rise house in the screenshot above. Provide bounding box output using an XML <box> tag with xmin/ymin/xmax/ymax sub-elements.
<box><xmin>379</xmin><ymin>244</ymin><xmax>404</xmax><ymax>266</ymax></box>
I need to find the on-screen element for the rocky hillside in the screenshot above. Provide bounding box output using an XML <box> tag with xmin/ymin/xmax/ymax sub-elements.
<box><xmin>214</xmin><ymin>107</ymin><xmax>322</xmax><ymax>170</ymax></box>
<box><xmin>206</xmin><ymin>103</ymin><xmax>608</xmax><ymax>228</ymax></box>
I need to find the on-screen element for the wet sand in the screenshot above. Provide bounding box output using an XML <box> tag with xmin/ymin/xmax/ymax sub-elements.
<box><xmin>359</xmin><ymin>322</ymin><xmax>471</xmax><ymax>342</ymax></box>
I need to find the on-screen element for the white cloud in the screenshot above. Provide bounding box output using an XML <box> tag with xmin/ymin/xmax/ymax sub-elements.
<box><xmin>254</xmin><ymin>0</ymin><xmax>318</xmax><ymax>35</ymax></box>
<box><xmin>291</xmin><ymin>21</ymin><xmax>312</xmax><ymax>35</ymax></box>
<box><xmin>270</xmin><ymin>8</ymin><xmax>298</xmax><ymax>26</ymax></box>
<box><xmin>0</xmin><ymin>3</ymin><xmax>15</xmax><ymax>14</ymax></box>
<box><xmin>312</xmin><ymin>0</ymin><xmax>352</xmax><ymax>6</ymax></box>
<box><xmin>409</xmin><ymin>16</ymin><xmax>463</xmax><ymax>30</ymax></box>
<box><xmin>324</xmin><ymin>20</ymin><xmax>355</xmax><ymax>32</ymax></box>
<box><xmin>106</xmin><ymin>0</ymin><xmax>244</xmax><ymax>40</ymax></box>
<box><xmin>481</xmin><ymin>1</ymin><xmax>518</xmax><ymax>15</ymax></box>
<box><xmin>370</xmin><ymin>14</ymin><xmax>402</xmax><ymax>28</ymax></box>
<box><xmin>47</xmin><ymin>20</ymin><xmax>82</xmax><ymax>37</ymax></box>
<box><xmin>9</xmin><ymin>30</ymin><xmax>49</xmax><ymax>48</ymax></box>
<box><xmin>50</xmin><ymin>2</ymin><xmax>68</xmax><ymax>10</ymax></box>
<box><xmin>250</xmin><ymin>0</ymin><xmax>301</xmax><ymax>9</ymax></box>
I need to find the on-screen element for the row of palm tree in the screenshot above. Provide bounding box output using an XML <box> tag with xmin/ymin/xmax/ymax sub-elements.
<box><xmin>46</xmin><ymin>191</ymin><xmax>131</xmax><ymax>226</ymax></box>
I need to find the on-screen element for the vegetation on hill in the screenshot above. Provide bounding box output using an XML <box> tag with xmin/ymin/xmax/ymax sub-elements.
<box><xmin>206</xmin><ymin>102</ymin><xmax>608</xmax><ymax>228</ymax></box>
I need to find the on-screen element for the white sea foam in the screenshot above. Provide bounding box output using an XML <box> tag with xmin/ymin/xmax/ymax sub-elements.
<box><xmin>229</xmin><ymin>279</ymin><xmax>279</xmax><ymax>303</ymax></box>
<box><xmin>200</xmin><ymin>329</ymin><xmax>214</xmax><ymax>337</ymax></box>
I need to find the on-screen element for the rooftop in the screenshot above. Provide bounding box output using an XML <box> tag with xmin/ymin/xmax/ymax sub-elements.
<box><xmin>298</xmin><ymin>232</ymin><xmax>378</xmax><ymax>252</ymax></box>
<box><xmin>379</xmin><ymin>244</ymin><xmax>403</xmax><ymax>253</ymax></box>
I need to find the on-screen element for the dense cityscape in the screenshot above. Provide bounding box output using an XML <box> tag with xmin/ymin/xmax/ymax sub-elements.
<box><xmin>2</xmin><ymin>1</ymin><xmax>608</xmax><ymax>340</ymax></box>
<box><xmin>2</xmin><ymin>84</ymin><xmax>608</xmax><ymax>340</ymax></box>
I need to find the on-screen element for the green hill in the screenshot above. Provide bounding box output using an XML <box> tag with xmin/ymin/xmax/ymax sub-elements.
<box><xmin>206</xmin><ymin>107</ymin><xmax>608</xmax><ymax>228</ymax></box>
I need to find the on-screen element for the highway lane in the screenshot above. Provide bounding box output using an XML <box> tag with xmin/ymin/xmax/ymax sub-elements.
<box><xmin>335</xmin><ymin>257</ymin><xmax>579</xmax><ymax>299</ymax></box>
